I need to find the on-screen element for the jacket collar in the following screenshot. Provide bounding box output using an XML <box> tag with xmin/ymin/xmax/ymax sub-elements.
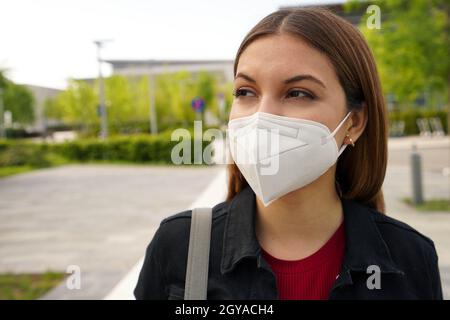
<box><xmin>220</xmin><ymin>185</ymin><xmax>405</xmax><ymax>278</ymax></box>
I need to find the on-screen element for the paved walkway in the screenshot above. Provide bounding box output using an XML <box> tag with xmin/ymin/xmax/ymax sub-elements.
<box><xmin>388</xmin><ymin>136</ymin><xmax>450</xmax><ymax>172</ymax></box>
<box><xmin>0</xmin><ymin>164</ymin><xmax>221</xmax><ymax>299</ymax></box>
<box><xmin>384</xmin><ymin>166</ymin><xmax>450</xmax><ymax>299</ymax></box>
<box><xmin>104</xmin><ymin>169</ymin><xmax>227</xmax><ymax>299</ymax></box>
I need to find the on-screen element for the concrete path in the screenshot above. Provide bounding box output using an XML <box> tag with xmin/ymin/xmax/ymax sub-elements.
<box><xmin>388</xmin><ymin>136</ymin><xmax>450</xmax><ymax>173</ymax></box>
<box><xmin>384</xmin><ymin>166</ymin><xmax>450</xmax><ymax>299</ymax></box>
<box><xmin>385</xmin><ymin>135</ymin><xmax>450</xmax><ymax>298</ymax></box>
<box><xmin>104</xmin><ymin>168</ymin><xmax>227</xmax><ymax>299</ymax></box>
<box><xmin>0</xmin><ymin>164</ymin><xmax>221</xmax><ymax>299</ymax></box>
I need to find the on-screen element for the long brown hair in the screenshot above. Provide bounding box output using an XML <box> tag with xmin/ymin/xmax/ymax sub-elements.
<box><xmin>227</xmin><ymin>7</ymin><xmax>388</xmax><ymax>213</ymax></box>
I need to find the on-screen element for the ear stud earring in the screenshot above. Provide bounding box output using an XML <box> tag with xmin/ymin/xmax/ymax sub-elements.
<box><xmin>346</xmin><ymin>133</ymin><xmax>355</xmax><ymax>147</ymax></box>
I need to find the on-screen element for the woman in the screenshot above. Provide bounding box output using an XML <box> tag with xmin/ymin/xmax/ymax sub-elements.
<box><xmin>134</xmin><ymin>8</ymin><xmax>443</xmax><ymax>300</ymax></box>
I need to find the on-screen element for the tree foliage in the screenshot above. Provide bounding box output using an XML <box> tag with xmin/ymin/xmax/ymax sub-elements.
<box><xmin>47</xmin><ymin>71</ymin><xmax>231</xmax><ymax>136</ymax></box>
<box><xmin>0</xmin><ymin>69</ymin><xmax>35</xmax><ymax>125</ymax></box>
<box><xmin>346</xmin><ymin>0</ymin><xmax>449</xmax><ymax>107</ymax></box>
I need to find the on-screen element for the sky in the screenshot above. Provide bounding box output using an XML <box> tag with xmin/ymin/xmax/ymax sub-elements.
<box><xmin>0</xmin><ymin>0</ymin><xmax>343</xmax><ymax>89</ymax></box>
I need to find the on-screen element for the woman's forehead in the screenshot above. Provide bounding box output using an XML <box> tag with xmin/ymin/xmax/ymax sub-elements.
<box><xmin>236</xmin><ymin>33</ymin><xmax>337</xmax><ymax>84</ymax></box>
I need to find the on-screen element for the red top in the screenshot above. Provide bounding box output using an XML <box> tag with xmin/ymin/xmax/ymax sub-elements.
<box><xmin>261</xmin><ymin>221</ymin><xmax>345</xmax><ymax>300</ymax></box>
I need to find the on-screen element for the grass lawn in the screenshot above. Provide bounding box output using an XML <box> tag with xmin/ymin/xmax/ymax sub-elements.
<box><xmin>0</xmin><ymin>166</ymin><xmax>36</xmax><ymax>178</ymax></box>
<box><xmin>403</xmin><ymin>198</ymin><xmax>450</xmax><ymax>212</ymax></box>
<box><xmin>0</xmin><ymin>271</ymin><xmax>65</xmax><ymax>300</ymax></box>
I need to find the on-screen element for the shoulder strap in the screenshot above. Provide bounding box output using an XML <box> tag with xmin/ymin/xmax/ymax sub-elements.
<box><xmin>184</xmin><ymin>207</ymin><xmax>212</xmax><ymax>300</ymax></box>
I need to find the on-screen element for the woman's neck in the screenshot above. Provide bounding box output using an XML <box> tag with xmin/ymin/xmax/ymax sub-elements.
<box><xmin>254</xmin><ymin>169</ymin><xmax>344</xmax><ymax>260</ymax></box>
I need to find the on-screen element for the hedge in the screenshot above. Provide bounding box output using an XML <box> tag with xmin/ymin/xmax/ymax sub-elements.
<box><xmin>0</xmin><ymin>132</ymin><xmax>213</xmax><ymax>168</ymax></box>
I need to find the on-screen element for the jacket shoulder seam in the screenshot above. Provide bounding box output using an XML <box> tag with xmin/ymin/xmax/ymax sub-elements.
<box><xmin>160</xmin><ymin>204</ymin><xmax>228</xmax><ymax>226</ymax></box>
<box><xmin>372</xmin><ymin>215</ymin><xmax>435</xmax><ymax>248</ymax></box>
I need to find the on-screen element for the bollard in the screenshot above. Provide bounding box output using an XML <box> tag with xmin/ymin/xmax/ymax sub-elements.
<box><xmin>410</xmin><ymin>144</ymin><xmax>424</xmax><ymax>205</ymax></box>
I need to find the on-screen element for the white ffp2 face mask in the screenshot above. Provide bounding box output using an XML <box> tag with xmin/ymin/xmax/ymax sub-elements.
<box><xmin>228</xmin><ymin>111</ymin><xmax>352</xmax><ymax>207</ymax></box>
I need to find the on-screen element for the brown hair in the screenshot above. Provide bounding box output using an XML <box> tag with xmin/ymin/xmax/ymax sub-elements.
<box><xmin>227</xmin><ymin>7</ymin><xmax>388</xmax><ymax>213</ymax></box>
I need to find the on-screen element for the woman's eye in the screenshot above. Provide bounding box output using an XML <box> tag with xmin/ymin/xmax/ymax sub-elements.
<box><xmin>232</xmin><ymin>88</ymin><xmax>314</xmax><ymax>99</ymax></box>
<box><xmin>287</xmin><ymin>89</ymin><xmax>315</xmax><ymax>100</ymax></box>
<box><xmin>233</xmin><ymin>88</ymin><xmax>256</xmax><ymax>98</ymax></box>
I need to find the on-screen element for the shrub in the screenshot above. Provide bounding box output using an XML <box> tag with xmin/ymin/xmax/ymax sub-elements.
<box><xmin>0</xmin><ymin>132</ymin><xmax>213</xmax><ymax>168</ymax></box>
<box><xmin>0</xmin><ymin>142</ymin><xmax>53</xmax><ymax>168</ymax></box>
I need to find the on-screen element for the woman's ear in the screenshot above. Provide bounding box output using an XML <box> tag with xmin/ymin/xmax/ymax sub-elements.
<box><xmin>346</xmin><ymin>102</ymin><xmax>368</xmax><ymax>144</ymax></box>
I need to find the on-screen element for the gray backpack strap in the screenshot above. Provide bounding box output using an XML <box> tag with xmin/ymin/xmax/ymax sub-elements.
<box><xmin>184</xmin><ymin>207</ymin><xmax>212</xmax><ymax>300</ymax></box>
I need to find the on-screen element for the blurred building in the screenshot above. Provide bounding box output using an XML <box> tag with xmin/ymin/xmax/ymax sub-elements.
<box><xmin>105</xmin><ymin>59</ymin><xmax>234</xmax><ymax>83</ymax></box>
<box><xmin>24</xmin><ymin>84</ymin><xmax>61</xmax><ymax>133</ymax></box>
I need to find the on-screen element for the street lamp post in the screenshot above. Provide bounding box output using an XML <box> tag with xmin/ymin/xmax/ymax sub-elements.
<box><xmin>94</xmin><ymin>40</ymin><xmax>112</xmax><ymax>140</ymax></box>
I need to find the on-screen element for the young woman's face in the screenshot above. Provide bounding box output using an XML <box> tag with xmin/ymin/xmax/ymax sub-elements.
<box><xmin>230</xmin><ymin>32</ymin><xmax>351</xmax><ymax>143</ymax></box>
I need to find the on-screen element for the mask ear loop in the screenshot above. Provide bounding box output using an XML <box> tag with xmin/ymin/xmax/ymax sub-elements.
<box><xmin>321</xmin><ymin>111</ymin><xmax>353</xmax><ymax>144</ymax></box>
<box><xmin>337</xmin><ymin>111</ymin><xmax>353</xmax><ymax>156</ymax></box>
<box><xmin>322</xmin><ymin>111</ymin><xmax>353</xmax><ymax>155</ymax></box>
<box><xmin>329</xmin><ymin>111</ymin><xmax>353</xmax><ymax>138</ymax></box>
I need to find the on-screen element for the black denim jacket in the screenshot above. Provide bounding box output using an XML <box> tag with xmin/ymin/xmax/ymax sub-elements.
<box><xmin>134</xmin><ymin>185</ymin><xmax>443</xmax><ymax>300</ymax></box>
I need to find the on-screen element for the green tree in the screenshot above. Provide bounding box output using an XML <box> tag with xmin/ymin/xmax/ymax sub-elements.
<box><xmin>217</xmin><ymin>81</ymin><xmax>234</xmax><ymax>124</ymax></box>
<box><xmin>43</xmin><ymin>97</ymin><xmax>63</xmax><ymax>121</ymax></box>
<box><xmin>346</xmin><ymin>0</ymin><xmax>449</xmax><ymax>107</ymax></box>
<box><xmin>0</xmin><ymin>69</ymin><xmax>35</xmax><ymax>126</ymax></box>
<box><xmin>193</xmin><ymin>72</ymin><xmax>218</xmax><ymax>121</ymax></box>
<box><xmin>4</xmin><ymin>83</ymin><xmax>35</xmax><ymax>125</ymax></box>
<box><xmin>104</xmin><ymin>75</ymin><xmax>134</xmax><ymax>131</ymax></box>
<box><xmin>46</xmin><ymin>71</ymin><xmax>225</xmax><ymax>136</ymax></box>
<box><xmin>154</xmin><ymin>71</ymin><xmax>204</xmax><ymax>129</ymax></box>
<box><xmin>52</xmin><ymin>79</ymin><xmax>98</xmax><ymax>133</ymax></box>
<box><xmin>0</xmin><ymin>69</ymin><xmax>7</xmax><ymax>87</ymax></box>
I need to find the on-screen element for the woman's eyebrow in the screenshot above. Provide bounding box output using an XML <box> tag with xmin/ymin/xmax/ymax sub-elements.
<box><xmin>235</xmin><ymin>72</ymin><xmax>326</xmax><ymax>88</ymax></box>
<box><xmin>284</xmin><ymin>74</ymin><xmax>326</xmax><ymax>88</ymax></box>
<box><xmin>235</xmin><ymin>72</ymin><xmax>256</xmax><ymax>83</ymax></box>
